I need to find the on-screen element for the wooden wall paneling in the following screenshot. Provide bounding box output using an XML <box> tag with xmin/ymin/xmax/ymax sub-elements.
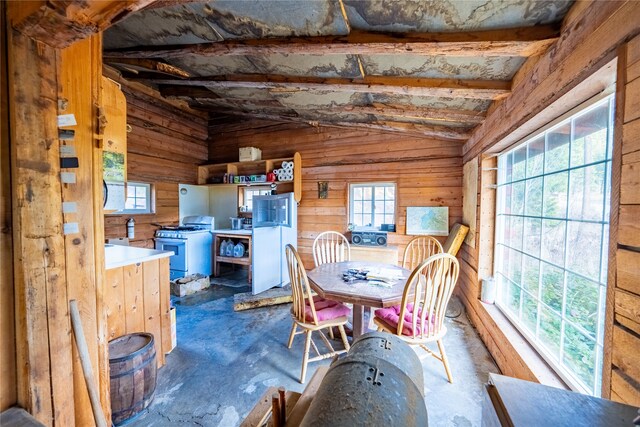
<box><xmin>614</xmin><ymin>290</ymin><xmax>640</xmax><ymax>334</ymax></box>
<box><xmin>616</xmin><ymin>249</ymin><xmax>640</xmax><ymax>295</ymax></box>
<box><xmin>142</xmin><ymin>259</ymin><xmax>164</xmax><ymax>367</ymax></box>
<box><xmin>7</xmin><ymin>28</ymin><xmax>75</xmax><ymax>425</ymax></box>
<box><xmin>209</xmin><ymin>120</ymin><xmax>463</xmax><ymax>269</ymax></box>
<box><xmin>159</xmin><ymin>258</ymin><xmax>172</xmax><ymax>356</ymax></box>
<box><xmin>607</xmin><ymin>33</ymin><xmax>640</xmax><ymax>405</ymax></box>
<box><xmin>59</xmin><ymin>35</ymin><xmax>103</xmax><ymax>426</ymax></box>
<box><xmin>0</xmin><ymin>0</ymin><xmax>17</xmax><ymax>411</ymax></box>
<box><xmin>123</xmin><ymin>263</ymin><xmax>145</xmax><ymax>334</ymax></box>
<box><xmin>104</xmin><ymin>267</ymin><xmax>126</xmax><ymax>341</ymax></box>
<box><xmin>611</xmin><ymin>369</ymin><xmax>640</xmax><ymax>407</ymax></box>
<box><xmin>611</xmin><ymin>326</ymin><xmax>640</xmax><ymax>386</ymax></box>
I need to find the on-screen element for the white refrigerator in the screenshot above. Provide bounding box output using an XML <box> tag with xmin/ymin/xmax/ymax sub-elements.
<box><xmin>252</xmin><ymin>192</ymin><xmax>297</xmax><ymax>295</ymax></box>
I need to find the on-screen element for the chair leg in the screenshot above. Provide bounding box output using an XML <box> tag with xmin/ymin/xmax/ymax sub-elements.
<box><xmin>328</xmin><ymin>327</ymin><xmax>334</xmax><ymax>339</ymax></box>
<box><xmin>300</xmin><ymin>330</ymin><xmax>312</xmax><ymax>384</ymax></box>
<box><xmin>437</xmin><ymin>339</ymin><xmax>453</xmax><ymax>384</ymax></box>
<box><xmin>338</xmin><ymin>325</ymin><xmax>350</xmax><ymax>351</ymax></box>
<box><xmin>287</xmin><ymin>323</ymin><xmax>297</xmax><ymax>349</ymax></box>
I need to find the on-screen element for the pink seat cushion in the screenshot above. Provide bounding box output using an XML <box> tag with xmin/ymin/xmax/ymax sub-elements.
<box><xmin>304</xmin><ymin>297</ymin><xmax>350</xmax><ymax>322</ymax></box>
<box><xmin>374</xmin><ymin>304</ymin><xmax>431</xmax><ymax>337</ymax></box>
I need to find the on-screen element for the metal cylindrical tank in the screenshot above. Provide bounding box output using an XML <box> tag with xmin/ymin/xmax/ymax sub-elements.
<box><xmin>346</xmin><ymin>332</ymin><xmax>424</xmax><ymax>394</ymax></box>
<box><xmin>300</xmin><ymin>332</ymin><xmax>427</xmax><ymax>427</ymax></box>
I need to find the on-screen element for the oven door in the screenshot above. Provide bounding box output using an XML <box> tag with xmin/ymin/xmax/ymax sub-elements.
<box><xmin>154</xmin><ymin>238</ymin><xmax>187</xmax><ymax>275</ymax></box>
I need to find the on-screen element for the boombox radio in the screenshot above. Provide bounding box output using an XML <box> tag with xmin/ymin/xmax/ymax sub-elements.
<box><xmin>350</xmin><ymin>230</ymin><xmax>388</xmax><ymax>246</ymax></box>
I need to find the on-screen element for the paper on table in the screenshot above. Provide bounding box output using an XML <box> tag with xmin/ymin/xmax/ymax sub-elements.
<box><xmin>366</xmin><ymin>268</ymin><xmax>404</xmax><ymax>284</ymax></box>
<box><xmin>368</xmin><ymin>280</ymin><xmax>394</xmax><ymax>288</ymax></box>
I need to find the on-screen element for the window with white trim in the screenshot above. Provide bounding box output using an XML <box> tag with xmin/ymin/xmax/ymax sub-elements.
<box><xmin>243</xmin><ymin>186</ymin><xmax>272</xmax><ymax>212</ymax></box>
<box><xmin>494</xmin><ymin>95</ymin><xmax>614</xmax><ymax>396</ymax></box>
<box><xmin>121</xmin><ymin>182</ymin><xmax>153</xmax><ymax>214</ymax></box>
<box><xmin>349</xmin><ymin>183</ymin><xmax>396</xmax><ymax>228</ymax></box>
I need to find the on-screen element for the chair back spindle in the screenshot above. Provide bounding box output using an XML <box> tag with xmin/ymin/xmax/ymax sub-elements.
<box><xmin>397</xmin><ymin>253</ymin><xmax>459</xmax><ymax>340</ymax></box>
<box><xmin>402</xmin><ymin>236</ymin><xmax>443</xmax><ymax>271</ymax></box>
<box><xmin>312</xmin><ymin>231</ymin><xmax>351</xmax><ymax>267</ymax></box>
<box><xmin>285</xmin><ymin>244</ymin><xmax>319</xmax><ymax>325</ymax></box>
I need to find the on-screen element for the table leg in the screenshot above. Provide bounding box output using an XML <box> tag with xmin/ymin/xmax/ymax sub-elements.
<box><xmin>352</xmin><ymin>304</ymin><xmax>370</xmax><ymax>339</ymax></box>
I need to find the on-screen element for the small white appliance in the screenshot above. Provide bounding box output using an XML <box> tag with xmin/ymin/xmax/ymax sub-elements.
<box><xmin>154</xmin><ymin>215</ymin><xmax>215</xmax><ymax>281</ymax></box>
<box><xmin>252</xmin><ymin>193</ymin><xmax>297</xmax><ymax>295</ymax></box>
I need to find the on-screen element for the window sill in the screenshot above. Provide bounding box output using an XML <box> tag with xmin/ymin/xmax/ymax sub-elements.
<box><xmin>481</xmin><ymin>301</ymin><xmax>569</xmax><ymax>391</ymax></box>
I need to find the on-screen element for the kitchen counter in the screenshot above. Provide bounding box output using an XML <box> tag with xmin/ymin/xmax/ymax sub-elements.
<box><xmin>212</xmin><ymin>228</ymin><xmax>252</xmax><ymax>236</ymax></box>
<box><xmin>105</xmin><ymin>245</ymin><xmax>174</xmax><ymax>269</ymax></box>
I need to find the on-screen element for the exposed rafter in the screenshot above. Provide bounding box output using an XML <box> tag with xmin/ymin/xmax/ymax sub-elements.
<box><xmin>103</xmin><ymin>27</ymin><xmax>559</xmax><ymax>59</ymax></box>
<box><xmin>159</xmin><ymin>85</ymin><xmax>486</xmax><ymax>124</ymax></box>
<box><xmin>195</xmin><ymin>108</ymin><xmax>471</xmax><ymax>141</ymax></box>
<box><xmin>105</xmin><ymin>58</ymin><xmax>191</xmax><ymax>78</ymax></box>
<box><xmin>129</xmin><ymin>74</ymin><xmax>511</xmax><ymax>100</ymax></box>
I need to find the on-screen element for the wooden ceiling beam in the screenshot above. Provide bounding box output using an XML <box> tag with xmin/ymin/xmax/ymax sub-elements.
<box><xmin>7</xmin><ymin>0</ymin><xmax>159</xmax><ymax>48</ymax></box>
<box><xmin>192</xmin><ymin>108</ymin><xmax>470</xmax><ymax>141</ymax></box>
<box><xmin>161</xmin><ymin>88</ymin><xmax>486</xmax><ymax>124</ymax></box>
<box><xmin>130</xmin><ymin>74</ymin><xmax>510</xmax><ymax>100</ymax></box>
<box><xmin>103</xmin><ymin>26</ymin><xmax>559</xmax><ymax>59</ymax></box>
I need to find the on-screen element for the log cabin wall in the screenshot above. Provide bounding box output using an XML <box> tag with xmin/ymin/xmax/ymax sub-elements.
<box><xmin>208</xmin><ymin>119</ymin><xmax>463</xmax><ymax>268</ymax></box>
<box><xmin>610</xmin><ymin>34</ymin><xmax>640</xmax><ymax>407</ymax></box>
<box><xmin>104</xmin><ymin>81</ymin><xmax>209</xmax><ymax>248</ymax></box>
<box><xmin>457</xmin><ymin>0</ymin><xmax>640</xmax><ymax>401</ymax></box>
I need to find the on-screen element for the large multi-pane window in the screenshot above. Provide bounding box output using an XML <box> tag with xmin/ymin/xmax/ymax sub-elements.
<box><xmin>494</xmin><ymin>95</ymin><xmax>614</xmax><ymax>395</ymax></box>
<box><xmin>349</xmin><ymin>183</ymin><xmax>396</xmax><ymax>228</ymax></box>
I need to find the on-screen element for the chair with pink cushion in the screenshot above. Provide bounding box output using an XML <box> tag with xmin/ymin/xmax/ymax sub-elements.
<box><xmin>374</xmin><ymin>252</ymin><xmax>460</xmax><ymax>383</ymax></box>
<box><xmin>285</xmin><ymin>244</ymin><xmax>351</xmax><ymax>383</ymax></box>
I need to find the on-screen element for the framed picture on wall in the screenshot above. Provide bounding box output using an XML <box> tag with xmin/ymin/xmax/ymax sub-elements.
<box><xmin>406</xmin><ymin>207</ymin><xmax>449</xmax><ymax>236</ymax></box>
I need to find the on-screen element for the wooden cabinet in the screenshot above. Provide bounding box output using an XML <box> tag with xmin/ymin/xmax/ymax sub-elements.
<box><xmin>104</xmin><ymin>257</ymin><xmax>171</xmax><ymax>368</ymax></box>
<box><xmin>198</xmin><ymin>152</ymin><xmax>302</xmax><ymax>202</ymax></box>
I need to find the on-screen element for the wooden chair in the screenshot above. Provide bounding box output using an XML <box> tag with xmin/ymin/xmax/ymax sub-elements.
<box><xmin>402</xmin><ymin>235</ymin><xmax>443</xmax><ymax>271</ymax></box>
<box><xmin>373</xmin><ymin>253</ymin><xmax>460</xmax><ymax>383</ymax></box>
<box><xmin>285</xmin><ymin>245</ymin><xmax>351</xmax><ymax>383</ymax></box>
<box><xmin>312</xmin><ymin>231</ymin><xmax>351</xmax><ymax>267</ymax></box>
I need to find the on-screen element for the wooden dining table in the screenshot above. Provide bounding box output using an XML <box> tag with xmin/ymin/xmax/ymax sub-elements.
<box><xmin>306</xmin><ymin>261</ymin><xmax>411</xmax><ymax>339</ymax></box>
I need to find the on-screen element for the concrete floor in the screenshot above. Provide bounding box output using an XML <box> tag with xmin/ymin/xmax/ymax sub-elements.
<box><xmin>129</xmin><ymin>271</ymin><xmax>499</xmax><ymax>426</ymax></box>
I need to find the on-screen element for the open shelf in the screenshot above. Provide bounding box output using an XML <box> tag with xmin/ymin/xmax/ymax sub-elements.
<box><xmin>198</xmin><ymin>152</ymin><xmax>301</xmax><ymax>202</ymax></box>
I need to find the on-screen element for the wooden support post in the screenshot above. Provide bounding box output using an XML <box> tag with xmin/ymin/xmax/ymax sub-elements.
<box><xmin>8</xmin><ymin>28</ymin><xmax>75</xmax><ymax>425</ymax></box>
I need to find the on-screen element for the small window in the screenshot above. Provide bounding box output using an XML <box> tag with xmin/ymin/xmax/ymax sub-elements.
<box><xmin>349</xmin><ymin>183</ymin><xmax>396</xmax><ymax>229</ymax></box>
<box><xmin>242</xmin><ymin>186</ymin><xmax>272</xmax><ymax>212</ymax></box>
<box><xmin>121</xmin><ymin>182</ymin><xmax>153</xmax><ymax>214</ymax></box>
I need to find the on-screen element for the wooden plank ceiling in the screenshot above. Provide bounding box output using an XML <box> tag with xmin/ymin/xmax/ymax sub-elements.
<box><xmin>103</xmin><ymin>0</ymin><xmax>574</xmax><ymax>142</ymax></box>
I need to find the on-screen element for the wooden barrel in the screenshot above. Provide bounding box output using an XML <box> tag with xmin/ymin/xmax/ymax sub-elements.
<box><xmin>109</xmin><ymin>333</ymin><xmax>157</xmax><ymax>426</ymax></box>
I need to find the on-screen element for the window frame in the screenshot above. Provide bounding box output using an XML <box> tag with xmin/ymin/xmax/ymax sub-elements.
<box><xmin>348</xmin><ymin>182</ymin><xmax>397</xmax><ymax>230</ymax></box>
<box><xmin>240</xmin><ymin>185</ymin><xmax>272</xmax><ymax>212</ymax></box>
<box><xmin>493</xmin><ymin>93</ymin><xmax>615</xmax><ymax>396</ymax></box>
<box><xmin>118</xmin><ymin>182</ymin><xmax>154</xmax><ymax>214</ymax></box>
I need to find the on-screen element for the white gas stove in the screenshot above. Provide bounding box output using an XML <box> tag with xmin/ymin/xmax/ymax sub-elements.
<box><xmin>154</xmin><ymin>216</ymin><xmax>215</xmax><ymax>280</ymax></box>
